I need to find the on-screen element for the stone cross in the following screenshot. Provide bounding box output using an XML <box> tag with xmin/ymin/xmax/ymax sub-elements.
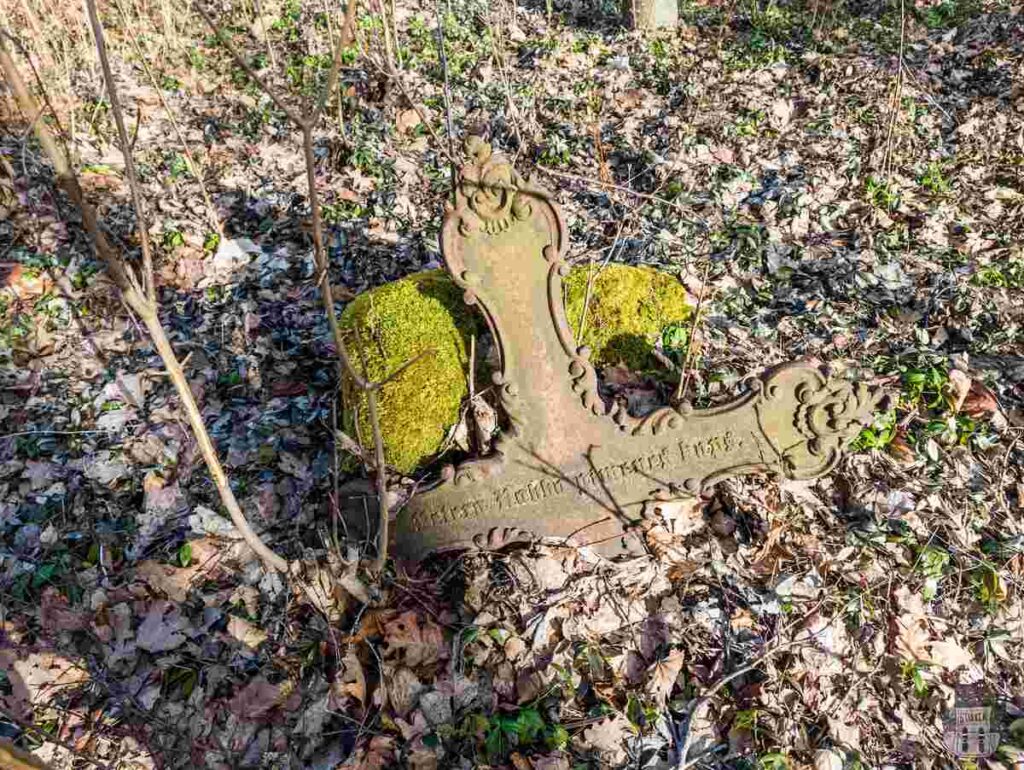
<box><xmin>393</xmin><ymin>138</ymin><xmax>885</xmax><ymax>558</ymax></box>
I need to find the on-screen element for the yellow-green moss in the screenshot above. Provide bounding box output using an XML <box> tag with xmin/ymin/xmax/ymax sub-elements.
<box><xmin>340</xmin><ymin>264</ymin><xmax>690</xmax><ymax>473</ymax></box>
<box><xmin>563</xmin><ymin>263</ymin><xmax>692</xmax><ymax>370</ymax></box>
<box><xmin>339</xmin><ymin>270</ymin><xmax>478</xmax><ymax>474</ymax></box>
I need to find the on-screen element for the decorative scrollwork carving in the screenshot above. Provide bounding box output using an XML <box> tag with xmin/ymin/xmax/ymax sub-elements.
<box><xmin>449</xmin><ymin>454</ymin><xmax>507</xmax><ymax>486</ymax></box>
<box><xmin>547</xmin><ymin>250</ymin><xmax>608</xmax><ymax>416</ymax></box>
<box><xmin>456</xmin><ymin>136</ymin><xmax>532</xmax><ymax>236</ymax></box>
<box><xmin>750</xmin><ymin>364</ymin><xmax>890</xmax><ymax>480</ymax></box>
<box><xmin>472</xmin><ymin>526</ymin><xmax>535</xmax><ymax>551</ymax></box>
<box><xmin>794</xmin><ymin>380</ymin><xmax>887</xmax><ymax>458</ymax></box>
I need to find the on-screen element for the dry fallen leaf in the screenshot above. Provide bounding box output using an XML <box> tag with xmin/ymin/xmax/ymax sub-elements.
<box><xmin>647</xmin><ymin>649</ymin><xmax>685</xmax><ymax>706</ymax></box>
<box><xmin>408</xmin><ymin>747</ymin><xmax>438</xmax><ymax>770</ymax></box>
<box><xmin>396</xmin><ymin>107</ymin><xmax>423</xmax><ymax>133</ymax></box>
<box><xmin>530</xmin><ymin>753</ymin><xmax>572</xmax><ymax>770</ymax></box>
<box><xmin>577</xmin><ymin>714</ymin><xmax>633</xmax><ymax>766</ymax></box>
<box><xmin>0</xmin><ymin>262</ymin><xmax>53</xmax><ymax>300</ymax></box>
<box><xmin>136</xmin><ymin>601</ymin><xmax>191</xmax><ymax>653</ymax></box>
<box><xmin>228</xmin><ymin>676</ymin><xmax>298</xmax><ymax>719</ymax></box>
<box><xmin>333</xmin><ymin>647</ymin><xmax>367</xmax><ymax>705</ymax></box>
<box><xmin>654</xmin><ymin>496</ymin><xmax>705</xmax><ymax>536</ymax></box>
<box><xmin>645</xmin><ymin>525</ymin><xmax>700</xmax><ymax>579</ymax></box>
<box><xmin>895</xmin><ymin>616</ymin><xmax>931</xmax><ymax>662</ymax></box>
<box><xmin>616</xmin><ymin>88</ymin><xmax>646</xmax><ymax>110</ymax></box>
<box><xmin>962</xmin><ymin>381</ymin><xmax>1000</xmax><ymax>419</ymax></box>
<box><xmin>0</xmin><ymin>650</ymin><xmax>90</xmax><ymax>720</ymax></box>
<box><xmin>509</xmin><ymin>753</ymin><xmax>532</xmax><ymax>770</ymax></box>
<box><xmin>226</xmin><ymin>615</ymin><xmax>268</xmax><ymax>649</ymax></box>
<box><xmin>814</xmin><ymin>749</ymin><xmax>844</xmax><ymax>770</ymax></box>
<box><xmin>134</xmin><ymin>561</ymin><xmax>196</xmax><ymax>604</ymax></box>
<box><xmin>887</xmin><ymin>433</ymin><xmax>916</xmax><ymax>463</ymax></box>
<box><xmin>386</xmin><ymin>665</ymin><xmax>423</xmax><ymax>717</ymax></box>
<box><xmin>341</xmin><ymin>736</ymin><xmax>397</xmax><ymax>769</ymax></box>
<box><xmin>947</xmin><ymin>369</ymin><xmax>971</xmax><ymax>413</ymax></box>
<box><xmin>730</xmin><ymin>608</ymin><xmax>756</xmax><ymax>632</ymax></box>
<box><xmin>39</xmin><ymin>587</ymin><xmax>91</xmax><ymax>634</ymax></box>
<box><xmin>381</xmin><ymin>611</ymin><xmax>446</xmax><ymax>669</ymax></box>
<box><xmin>134</xmin><ymin>538</ymin><xmax>222</xmax><ymax>602</ymax></box>
<box><xmin>928</xmin><ymin>639</ymin><xmax>974</xmax><ymax>670</ymax></box>
<box><xmin>291</xmin><ymin>559</ymin><xmax>368</xmax><ymax>621</ymax></box>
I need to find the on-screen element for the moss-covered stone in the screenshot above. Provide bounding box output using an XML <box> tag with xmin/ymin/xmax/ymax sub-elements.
<box><xmin>339</xmin><ymin>270</ymin><xmax>478</xmax><ymax>474</ymax></box>
<box><xmin>563</xmin><ymin>263</ymin><xmax>692</xmax><ymax>371</ymax></box>
<box><xmin>340</xmin><ymin>264</ymin><xmax>690</xmax><ymax>473</ymax></box>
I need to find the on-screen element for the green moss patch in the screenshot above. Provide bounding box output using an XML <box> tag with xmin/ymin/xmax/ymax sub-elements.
<box><xmin>339</xmin><ymin>270</ymin><xmax>479</xmax><ymax>474</ymax></box>
<box><xmin>340</xmin><ymin>264</ymin><xmax>691</xmax><ymax>474</ymax></box>
<box><xmin>563</xmin><ymin>263</ymin><xmax>692</xmax><ymax>371</ymax></box>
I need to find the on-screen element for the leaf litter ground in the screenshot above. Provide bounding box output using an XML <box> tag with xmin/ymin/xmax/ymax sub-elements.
<box><xmin>1</xmin><ymin>0</ymin><xmax>1024</xmax><ymax>768</ymax></box>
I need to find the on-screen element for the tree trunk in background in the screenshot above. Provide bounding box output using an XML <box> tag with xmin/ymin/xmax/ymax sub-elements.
<box><xmin>625</xmin><ymin>0</ymin><xmax>679</xmax><ymax>29</ymax></box>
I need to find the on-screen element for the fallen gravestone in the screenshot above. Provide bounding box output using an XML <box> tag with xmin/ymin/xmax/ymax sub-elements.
<box><xmin>392</xmin><ymin>137</ymin><xmax>886</xmax><ymax>558</ymax></box>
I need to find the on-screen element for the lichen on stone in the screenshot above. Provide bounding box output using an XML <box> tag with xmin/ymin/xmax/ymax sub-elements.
<box><xmin>563</xmin><ymin>263</ymin><xmax>692</xmax><ymax>371</ymax></box>
<box><xmin>339</xmin><ymin>270</ymin><xmax>479</xmax><ymax>474</ymax></box>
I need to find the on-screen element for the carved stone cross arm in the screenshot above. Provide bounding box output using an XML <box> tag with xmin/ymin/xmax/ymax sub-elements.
<box><xmin>393</xmin><ymin>138</ymin><xmax>886</xmax><ymax>558</ymax></box>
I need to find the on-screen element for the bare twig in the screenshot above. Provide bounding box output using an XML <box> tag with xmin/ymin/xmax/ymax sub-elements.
<box><xmin>673</xmin><ymin>600</ymin><xmax>838</xmax><ymax>769</ymax></box>
<box><xmin>575</xmin><ymin>216</ymin><xmax>625</xmax><ymax>347</ymax></box>
<box><xmin>388</xmin><ymin>0</ymin><xmax>401</xmax><ymax>69</ymax></box>
<box><xmin>112</xmin><ymin>0</ymin><xmax>221</xmax><ymax>237</ymax></box>
<box><xmin>350</xmin><ymin>324</ymin><xmax>393</xmax><ymax>571</ymax></box>
<box><xmin>313</xmin><ymin>0</ymin><xmax>358</xmax><ymax>124</ymax></box>
<box><xmin>0</xmin><ymin>28</ymin><xmax>288</xmax><ymax>575</ymax></box>
<box><xmin>374</xmin><ymin>0</ymin><xmax>397</xmax><ymax>74</ymax></box>
<box><xmin>251</xmin><ymin>0</ymin><xmax>278</xmax><ymax>70</ymax></box>
<box><xmin>83</xmin><ymin>0</ymin><xmax>155</xmax><ymax>302</ymax></box>
<box><xmin>536</xmin><ymin>163</ymin><xmax>695</xmax><ymax>216</ymax></box>
<box><xmin>488</xmin><ymin>21</ymin><xmax>524</xmax><ymax>161</ymax></box>
<box><xmin>434</xmin><ymin>0</ymin><xmax>457</xmax><ymax>201</ymax></box>
<box><xmin>374</xmin><ymin>59</ymin><xmax>457</xmax><ymax>166</ymax></box>
<box><xmin>194</xmin><ymin>3</ymin><xmax>305</xmax><ymax>125</ymax></box>
<box><xmin>194</xmin><ymin>0</ymin><xmax>367</xmax><ymax>387</ymax></box>
<box><xmin>365</xmin><ymin>389</ymin><xmax>389</xmax><ymax>570</ymax></box>
<box><xmin>0</xmin><ymin>706</ymin><xmax>109</xmax><ymax>770</ymax></box>
<box><xmin>195</xmin><ymin>0</ymin><xmax>418</xmax><ymax>569</ymax></box>
<box><xmin>881</xmin><ymin>0</ymin><xmax>906</xmax><ymax>178</ymax></box>
<box><xmin>674</xmin><ymin>260</ymin><xmax>713</xmax><ymax>404</ymax></box>
<box><xmin>374</xmin><ymin>348</ymin><xmax>436</xmax><ymax>390</ymax></box>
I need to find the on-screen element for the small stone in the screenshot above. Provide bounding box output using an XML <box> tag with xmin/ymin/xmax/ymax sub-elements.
<box><xmin>39</xmin><ymin>524</ymin><xmax>59</xmax><ymax>546</ymax></box>
<box><xmin>418</xmin><ymin>690</ymin><xmax>452</xmax><ymax>727</ymax></box>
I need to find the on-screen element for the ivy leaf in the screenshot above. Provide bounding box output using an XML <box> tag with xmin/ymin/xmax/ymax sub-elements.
<box><xmin>178</xmin><ymin>542</ymin><xmax>193</xmax><ymax>568</ymax></box>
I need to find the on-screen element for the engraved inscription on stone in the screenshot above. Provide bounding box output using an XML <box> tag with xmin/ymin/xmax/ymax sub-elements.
<box><xmin>410</xmin><ymin>429</ymin><xmax>752</xmax><ymax>532</ymax></box>
<box><xmin>392</xmin><ymin>138</ymin><xmax>886</xmax><ymax>558</ymax></box>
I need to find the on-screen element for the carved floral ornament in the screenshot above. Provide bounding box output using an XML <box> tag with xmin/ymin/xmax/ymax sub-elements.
<box><xmin>392</xmin><ymin>138</ymin><xmax>888</xmax><ymax>559</ymax></box>
<box><xmin>452</xmin><ymin>135</ymin><xmax>533</xmax><ymax>236</ymax></box>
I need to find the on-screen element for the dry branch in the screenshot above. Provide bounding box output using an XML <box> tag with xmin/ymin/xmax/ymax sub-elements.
<box><xmin>83</xmin><ymin>0</ymin><xmax>155</xmax><ymax>303</ymax></box>
<box><xmin>1</xmin><ymin>704</ymin><xmax>110</xmax><ymax>769</ymax></box>
<box><xmin>112</xmin><ymin>0</ymin><xmax>222</xmax><ymax>237</ymax></box>
<box><xmin>193</xmin><ymin>0</ymin><xmax>365</xmax><ymax>388</ymax></box>
<box><xmin>673</xmin><ymin>600</ymin><xmax>835</xmax><ymax>768</ymax></box>
<box><xmin>0</xmin><ymin>27</ymin><xmax>288</xmax><ymax>574</ymax></box>
<box><xmin>194</xmin><ymin>0</ymin><xmax>403</xmax><ymax>570</ymax></box>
